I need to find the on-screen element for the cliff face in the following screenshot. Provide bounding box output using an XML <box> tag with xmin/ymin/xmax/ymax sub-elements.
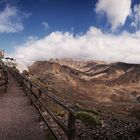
<box><xmin>29</xmin><ymin>59</ymin><xmax>140</xmax><ymax>105</ymax></box>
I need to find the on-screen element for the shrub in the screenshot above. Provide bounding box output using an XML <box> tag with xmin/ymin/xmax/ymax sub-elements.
<box><xmin>82</xmin><ymin>109</ymin><xmax>99</xmax><ymax>115</ymax></box>
<box><xmin>76</xmin><ymin>111</ymin><xmax>101</xmax><ymax>126</ymax></box>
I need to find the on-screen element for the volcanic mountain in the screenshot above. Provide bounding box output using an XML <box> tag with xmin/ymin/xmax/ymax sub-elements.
<box><xmin>29</xmin><ymin>59</ymin><xmax>140</xmax><ymax>105</ymax></box>
<box><xmin>27</xmin><ymin>59</ymin><xmax>140</xmax><ymax>140</ymax></box>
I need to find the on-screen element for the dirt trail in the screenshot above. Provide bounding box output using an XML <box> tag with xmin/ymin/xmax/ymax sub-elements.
<box><xmin>0</xmin><ymin>73</ymin><xmax>45</xmax><ymax>140</ymax></box>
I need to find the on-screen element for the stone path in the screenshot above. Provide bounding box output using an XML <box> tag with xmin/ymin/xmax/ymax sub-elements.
<box><xmin>0</xmin><ymin>73</ymin><xmax>45</xmax><ymax>140</ymax></box>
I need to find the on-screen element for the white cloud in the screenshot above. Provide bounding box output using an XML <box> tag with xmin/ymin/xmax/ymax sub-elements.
<box><xmin>131</xmin><ymin>4</ymin><xmax>140</xmax><ymax>30</ymax></box>
<box><xmin>0</xmin><ymin>5</ymin><xmax>25</xmax><ymax>33</ymax></box>
<box><xmin>95</xmin><ymin>0</ymin><xmax>131</xmax><ymax>31</ymax></box>
<box><xmin>42</xmin><ymin>21</ymin><xmax>49</xmax><ymax>30</ymax></box>
<box><xmin>10</xmin><ymin>26</ymin><xmax>140</xmax><ymax>65</ymax></box>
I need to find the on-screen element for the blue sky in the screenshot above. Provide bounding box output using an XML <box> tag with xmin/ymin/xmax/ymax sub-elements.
<box><xmin>0</xmin><ymin>0</ymin><xmax>140</xmax><ymax>64</ymax></box>
<box><xmin>1</xmin><ymin>0</ymin><xmax>97</xmax><ymax>52</ymax></box>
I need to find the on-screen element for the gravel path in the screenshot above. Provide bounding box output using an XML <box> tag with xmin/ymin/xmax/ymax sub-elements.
<box><xmin>0</xmin><ymin>73</ymin><xmax>45</xmax><ymax>140</ymax></box>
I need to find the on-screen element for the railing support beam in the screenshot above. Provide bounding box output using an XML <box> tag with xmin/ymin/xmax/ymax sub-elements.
<box><xmin>68</xmin><ymin>112</ymin><xmax>76</xmax><ymax>140</ymax></box>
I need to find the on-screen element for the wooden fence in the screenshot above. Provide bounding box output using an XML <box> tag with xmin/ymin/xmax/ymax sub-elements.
<box><xmin>10</xmin><ymin>67</ymin><xmax>76</xmax><ymax>140</ymax></box>
<box><xmin>0</xmin><ymin>65</ymin><xmax>8</xmax><ymax>93</ymax></box>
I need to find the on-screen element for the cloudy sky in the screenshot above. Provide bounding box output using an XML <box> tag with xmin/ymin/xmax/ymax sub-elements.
<box><xmin>0</xmin><ymin>0</ymin><xmax>140</xmax><ymax>65</ymax></box>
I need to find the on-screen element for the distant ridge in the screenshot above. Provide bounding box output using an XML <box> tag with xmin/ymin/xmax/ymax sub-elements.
<box><xmin>29</xmin><ymin>59</ymin><xmax>140</xmax><ymax>104</ymax></box>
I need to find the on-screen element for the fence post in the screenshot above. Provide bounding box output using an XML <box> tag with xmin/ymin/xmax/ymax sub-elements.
<box><xmin>4</xmin><ymin>67</ymin><xmax>8</xmax><ymax>93</ymax></box>
<box><xmin>30</xmin><ymin>83</ymin><xmax>32</xmax><ymax>95</ymax></box>
<box><xmin>22</xmin><ymin>77</ymin><xmax>26</xmax><ymax>93</ymax></box>
<box><xmin>29</xmin><ymin>82</ymin><xmax>33</xmax><ymax>105</ymax></box>
<box><xmin>68</xmin><ymin>112</ymin><xmax>75</xmax><ymax>140</ymax></box>
<box><xmin>38</xmin><ymin>88</ymin><xmax>42</xmax><ymax>98</ymax></box>
<box><xmin>19</xmin><ymin>75</ymin><xmax>23</xmax><ymax>87</ymax></box>
<box><xmin>4</xmin><ymin>76</ymin><xmax>8</xmax><ymax>93</ymax></box>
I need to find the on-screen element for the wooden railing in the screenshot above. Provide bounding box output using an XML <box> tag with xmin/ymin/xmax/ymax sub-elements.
<box><xmin>0</xmin><ymin>65</ymin><xmax>8</xmax><ymax>93</ymax></box>
<box><xmin>9</xmin><ymin>67</ymin><xmax>76</xmax><ymax>140</ymax></box>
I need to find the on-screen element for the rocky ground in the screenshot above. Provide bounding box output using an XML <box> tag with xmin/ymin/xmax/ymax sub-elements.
<box><xmin>76</xmin><ymin>111</ymin><xmax>140</xmax><ymax>140</ymax></box>
<box><xmin>41</xmin><ymin>104</ymin><xmax>140</xmax><ymax>140</ymax></box>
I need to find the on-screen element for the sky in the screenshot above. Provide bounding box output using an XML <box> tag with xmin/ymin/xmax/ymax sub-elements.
<box><xmin>0</xmin><ymin>0</ymin><xmax>140</xmax><ymax>65</ymax></box>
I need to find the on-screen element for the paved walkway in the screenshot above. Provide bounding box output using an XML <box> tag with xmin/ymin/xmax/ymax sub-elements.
<box><xmin>0</xmin><ymin>73</ymin><xmax>45</xmax><ymax>140</ymax></box>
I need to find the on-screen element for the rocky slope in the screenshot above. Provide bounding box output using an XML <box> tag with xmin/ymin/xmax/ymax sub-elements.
<box><xmin>28</xmin><ymin>59</ymin><xmax>140</xmax><ymax>139</ymax></box>
<box><xmin>29</xmin><ymin>60</ymin><xmax>140</xmax><ymax>105</ymax></box>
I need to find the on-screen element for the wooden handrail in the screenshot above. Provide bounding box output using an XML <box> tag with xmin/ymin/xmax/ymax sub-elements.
<box><xmin>9</xmin><ymin>67</ymin><xmax>76</xmax><ymax>140</ymax></box>
<box><xmin>19</xmin><ymin>71</ymin><xmax>75</xmax><ymax>115</ymax></box>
